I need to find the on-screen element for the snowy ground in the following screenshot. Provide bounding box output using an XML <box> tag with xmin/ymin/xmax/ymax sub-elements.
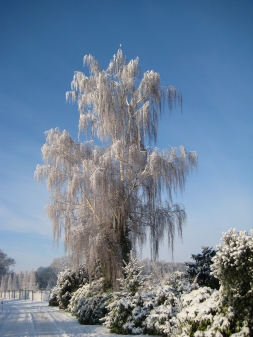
<box><xmin>0</xmin><ymin>299</ymin><xmax>159</xmax><ymax>337</ymax></box>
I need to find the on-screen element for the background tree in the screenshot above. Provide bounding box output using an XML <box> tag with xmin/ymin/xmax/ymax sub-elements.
<box><xmin>12</xmin><ymin>273</ymin><xmax>18</xmax><ymax>291</ymax></box>
<box><xmin>50</xmin><ymin>256</ymin><xmax>72</xmax><ymax>275</ymax></box>
<box><xmin>22</xmin><ymin>271</ymin><xmax>29</xmax><ymax>290</ymax></box>
<box><xmin>29</xmin><ymin>270</ymin><xmax>38</xmax><ymax>291</ymax></box>
<box><xmin>0</xmin><ymin>249</ymin><xmax>15</xmax><ymax>279</ymax></box>
<box><xmin>36</xmin><ymin>266</ymin><xmax>57</xmax><ymax>289</ymax></box>
<box><xmin>0</xmin><ymin>274</ymin><xmax>7</xmax><ymax>291</ymax></box>
<box><xmin>35</xmin><ymin>49</ymin><xmax>197</xmax><ymax>288</ymax></box>
<box><xmin>185</xmin><ymin>246</ymin><xmax>219</xmax><ymax>290</ymax></box>
<box><xmin>7</xmin><ymin>273</ymin><xmax>13</xmax><ymax>290</ymax></box>
<box><xmin>18</xmin><ymin>271</ymin><xmax>24</xmax><ymax>290</ymax></box>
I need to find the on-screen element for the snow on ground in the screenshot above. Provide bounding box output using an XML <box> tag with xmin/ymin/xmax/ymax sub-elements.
<box><xmin>0</xmin><ymin>299</ymin><xmax>159</xmax><ymax>337</ymax></box>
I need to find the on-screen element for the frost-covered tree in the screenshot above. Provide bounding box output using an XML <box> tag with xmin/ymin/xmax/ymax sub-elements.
<box><xmin>29</xmin><ymin>270</ymin><xmax>38</xmax><ymax>291</ymax></box>
<box><xmin>12</xmin><ymin>273</ymin><xmax>18</xmax><ymax>291</ymax></box>
<box><xmin>18</xmin><ymin>271</ymin><xmax>23</xmax><ymax>289</ymax></box>
<box><xmin>185</xmin><ymin>246</ymin><xmax>219</xmax><ymax>290</ymax></box>
<box><xmin>22</xmin><ymin>271</ymin><xmax>29</xmax><ymax>290</ymax></box>
<box><xmin>35</xmin><ymin>49</ymin><xmax>197</xmax><ymax>288</ymax></box>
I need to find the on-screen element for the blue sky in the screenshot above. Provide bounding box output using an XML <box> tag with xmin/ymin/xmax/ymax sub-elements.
<box><xmin>0</xmin><ymin>0</ymin><xmax>252</xmax><ymax>272</ymax></box>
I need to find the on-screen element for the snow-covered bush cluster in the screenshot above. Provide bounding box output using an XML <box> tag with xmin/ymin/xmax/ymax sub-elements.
<box><xmin>102</xmin><ymin>263</ymin><xmax>193</xmax><ymax>335</ymax></box>
<box><xmin>49</xmin><ymin>229</ymin><xmax>253</xmax><ymax>336</ymax></box>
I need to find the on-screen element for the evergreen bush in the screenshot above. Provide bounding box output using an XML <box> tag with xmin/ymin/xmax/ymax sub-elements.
<box><xmin>185</xmin><ymin>246</ymin><xmax>219</xmax><ymax>290</ymax></box>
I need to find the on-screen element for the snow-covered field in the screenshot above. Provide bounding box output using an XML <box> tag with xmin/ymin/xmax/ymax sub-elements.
<box><xmin>0</xmin><ymin>299</ymin><xmax>158</xmax><ymax>337</ymax></box>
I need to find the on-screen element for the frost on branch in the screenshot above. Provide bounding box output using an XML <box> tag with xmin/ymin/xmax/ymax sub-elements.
<box><xmin>36</xmin><ymin>49</ymin><xmax>197</xmax><ymax>289</ymax></box>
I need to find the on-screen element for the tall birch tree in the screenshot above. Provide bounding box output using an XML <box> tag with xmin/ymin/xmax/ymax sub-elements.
<box><xmin>35</xmin><ymin>49</ymin><xmax>197</xmax><ymax>288</ymax></box>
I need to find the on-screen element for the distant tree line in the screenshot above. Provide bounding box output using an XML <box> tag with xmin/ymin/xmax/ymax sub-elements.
<box><xmin>0</xmin><ymin>251</ymin><xmax>71</xmax><ymax>291</ymax></box>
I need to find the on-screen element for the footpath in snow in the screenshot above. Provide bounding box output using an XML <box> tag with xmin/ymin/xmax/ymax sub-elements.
<box><xmin>0</xmin><ymin>299</ymin><xmax>159</xmax><ymax>337</ymax></box>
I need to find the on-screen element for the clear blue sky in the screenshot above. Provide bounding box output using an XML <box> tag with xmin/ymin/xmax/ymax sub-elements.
<box><xmin>0</xmin><ymin>0</ymin><xmax>252</xmax><ymax>272</ymax></box>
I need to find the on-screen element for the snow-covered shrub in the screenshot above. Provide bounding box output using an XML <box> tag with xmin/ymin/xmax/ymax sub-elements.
<box><xmin>67</xmin><ymin>277</ymin><xmax>112</xmax><ymax>324</ymax></box>
<box><xmin>145</xmin><ymin>304</ymin><xmax>177</xmax><ymax>336</ymax></box>
<box><xmin>102</xmin><ymin>254</ymin><xmax>147</xmax><ymax>332</ymax></box>
<box><xmin>175</xmin><ymin>287</ymin><xmax>235</xmax><ymax>337</ymax></box>
<box><xmin>211</xmin><ymin>229</ymin><xmax>253</xmax><ymax>331</ymax></box>
<box><xmin>145</xmin><ymin>285</ymin><xmax>182</xmax><ymax>335</ymax></box>
<box><xmin>48</xmin><ymin>287</ymin><xmax>59</xmax><ymax>306</ymax></box>
<box><xmin>67</xmin><ymin>278</ymin><xmax>104</xmax><ymax>313</ymax></box>
<box><xmin>51</xmin><ymin>267</ymin><xmax>88</xmax><ymax>309</ymax></box>
<box><xmin>77</xmin><ymin>293</ymin><xmax>112</xmax><ymax>324</ymax></box>
<box><xmin>119</xmin><ymin>256</ymin><xmax>144</xmax><ymax>295</ymax></box>
<box><xmin>185</xmin><ymin>246</ymin><xmax>219</xmax><ymax>290</ymax></box>
<box><xmin>103</xmin><ymin>284</ymin><xmax>180</xmax><ymax>335</ymax></box>
<box><xmin>103</xmin><ymin>292</ymin><xmax>152</xmax><ymax>334</ymax></box>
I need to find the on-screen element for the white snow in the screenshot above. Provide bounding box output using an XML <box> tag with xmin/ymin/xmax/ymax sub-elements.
<box><xmin>0</xmin><ymin>299</ymin><xmax>159</xmax><ymax>337</ymax></box>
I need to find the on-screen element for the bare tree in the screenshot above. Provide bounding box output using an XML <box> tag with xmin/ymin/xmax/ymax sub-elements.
<box><xmin>35</xmin><ymin>49</ymin><xmax>197</xmax><ymax>288</ymax></box>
